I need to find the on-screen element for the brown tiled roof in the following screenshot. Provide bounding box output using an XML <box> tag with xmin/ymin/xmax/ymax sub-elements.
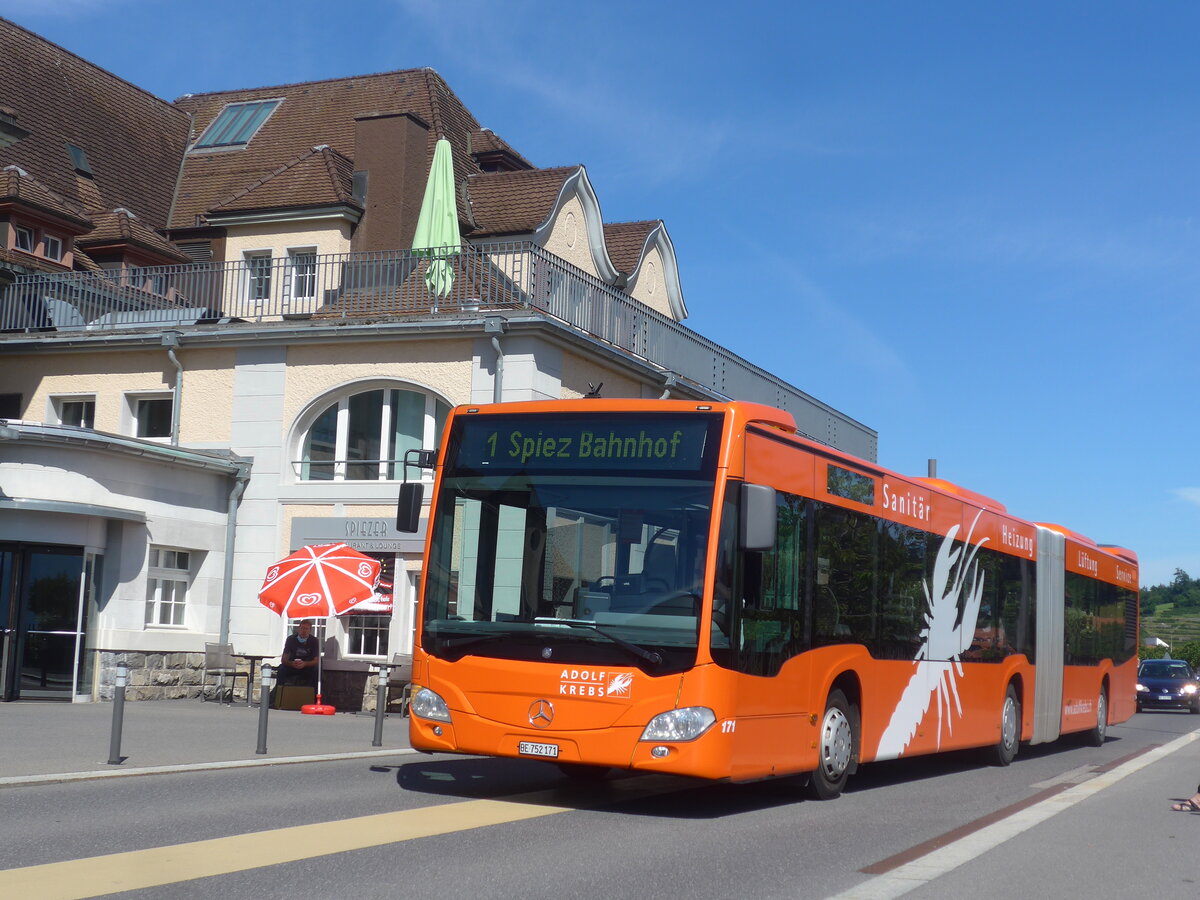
<box><xmin>0</xmin><ymin>245</ymin><xmax>68</xmax><ymax>274</ymax></box>
<box><xmin>0</xmin><ymin>18</ymin><xmax>191</xmax><ymax>227</ymax></box>
<box><xmin>208</xmin><ymin>145</ymin><xmax>357</xmax><ymax>215</ymax></box>
<box><xmin>468</xmin><ymin>128</ymin><xmax>532</xmax><ymax>170</ymax></box>
<box><xmin>76</xmin><ymin>207</ymin><xmax>190</xmax><ymax>263</ymax></box>
<box><xmin>1</xmin><ymin>164</ymin><xmax>91</xmax><ymax>228</ymax></box>
<box><xmin>465</xmin><ymin>167</ymin><xmax>576</xmax><ymax>236</ymax></box>
<box><xmin>171</xmin><ymin>68</ymin><xmax>521</xmax><ymax>230</ymax></box>
<box><xmin>71</xmin><ymin>247</ymin><xmax>102</xmax><ymax>272</ymax></box>
<box><xmin>603</xmin><ymin>221</ymin><xmax>658</xmax><ymax>275</ymax></box>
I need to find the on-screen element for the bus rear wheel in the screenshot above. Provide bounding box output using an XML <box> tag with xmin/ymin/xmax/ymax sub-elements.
<box><xmin>804</xmin><ymin>689</ymin><xmax>857</xmax><ymax>800</ymax></box>
<box><xmin>987</xmin><ymin>684</ymin><xmax>1021</xmax><ymax>766</ymax></box>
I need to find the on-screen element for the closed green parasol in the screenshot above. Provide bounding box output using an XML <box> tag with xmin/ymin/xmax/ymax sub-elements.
<box><xmin>411</xmin><ymin>137</ymin><xmax>461</xmax><ymax>297</ymax></box>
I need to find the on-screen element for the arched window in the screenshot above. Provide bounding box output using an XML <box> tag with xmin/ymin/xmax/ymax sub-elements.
<box><xmin>299</xmin><ymin>387</ymin><xmax>450</xmax><ymax>481</ymax></box>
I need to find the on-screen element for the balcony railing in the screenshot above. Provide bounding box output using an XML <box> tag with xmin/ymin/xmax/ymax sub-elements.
<box><xmin>0</xmin><ymin>242</ymin><xmax>876</xmax><ymax>458</ymax></box>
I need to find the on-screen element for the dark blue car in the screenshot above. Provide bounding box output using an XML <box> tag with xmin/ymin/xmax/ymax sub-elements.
<box><xmin>1137</xmin><ymin>659</ymin><xmax>1200</xmax><ymax>713</ymax></box>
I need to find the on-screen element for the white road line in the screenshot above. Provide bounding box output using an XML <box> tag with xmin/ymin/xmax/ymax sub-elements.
<box><xmin>0</xmin><ymin>748</ymin><xmax>420</xmax><ymax>788</ymax></box>
<box><xmin>828</xmin><ymin>730</ymin><xmax>1200</xmax><ymax>900</ymax></box>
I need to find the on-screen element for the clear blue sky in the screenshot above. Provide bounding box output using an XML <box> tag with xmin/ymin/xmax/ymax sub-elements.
<box><xmin>6</xmin><ymin>0</ymin><xmax>1197</xmax><ymax>588</ymax></box>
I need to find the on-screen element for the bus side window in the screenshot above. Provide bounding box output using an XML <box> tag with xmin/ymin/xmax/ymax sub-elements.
<box><xmin>813</xmin><ymin>503</ymin><xmax>878</xmax><ymax>648</ymax></box>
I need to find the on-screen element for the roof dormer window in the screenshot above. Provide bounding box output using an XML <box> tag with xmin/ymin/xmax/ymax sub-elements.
<box><xmin>193</xmin><ymin>99</ymin><xmax>281</xmax><ymax>150</ymax></box>
<box><xmin>13</xmin><ymin>224</ymin><xmax>34</xmax><ymax>253</ymax></box>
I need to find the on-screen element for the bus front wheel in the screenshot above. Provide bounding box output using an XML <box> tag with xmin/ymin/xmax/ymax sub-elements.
<box><xmin>987</xmin><ymin>684</ymin><xmax>1021</xmax><ymax>766</ymax></box>
<box><xmin>804</xmin><ymin>689</ymin><xmax>857</xmax><ymax>800</ymax></box>
<box><xmin>1085</xmin><ymin>689</ymin><xmax>1108</xmax><ymax>746</ymax></box>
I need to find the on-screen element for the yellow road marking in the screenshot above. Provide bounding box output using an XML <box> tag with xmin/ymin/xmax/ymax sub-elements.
<box><xmin>0</xmin><ymin>777</ymin><xmax>681</xmax><ymax>900</ymax></box>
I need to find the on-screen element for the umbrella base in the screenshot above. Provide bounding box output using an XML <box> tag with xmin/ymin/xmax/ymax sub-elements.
<box><xmin>302</xmin><ymin>693</ymin><xmax>336</xmax><ymax>715</ymax></box>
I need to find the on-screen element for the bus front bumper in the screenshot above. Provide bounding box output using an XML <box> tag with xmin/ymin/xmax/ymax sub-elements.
<box><xmin>409</xmin><ymin>709</ymin><xmax>735</xmax><ymax>780</ymax></box>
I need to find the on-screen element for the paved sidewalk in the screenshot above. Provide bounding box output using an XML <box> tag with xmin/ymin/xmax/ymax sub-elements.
<box><xmin>0</xmin><ymin>699</ymin><xmax>414</xmax><ymax>784</ymax></box>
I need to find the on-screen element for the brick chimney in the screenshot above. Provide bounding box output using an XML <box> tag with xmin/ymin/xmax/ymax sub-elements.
<box><xmin>351</xmin><ymin>111</ymin><xmax>432</xmax><ymax>252</ymax></box>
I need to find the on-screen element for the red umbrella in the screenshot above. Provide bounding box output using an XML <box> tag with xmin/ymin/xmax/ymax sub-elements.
<box><xmin>258</xmin><ymin>543</ymin><xmax>382</xmax><ymax>713</ymax></box>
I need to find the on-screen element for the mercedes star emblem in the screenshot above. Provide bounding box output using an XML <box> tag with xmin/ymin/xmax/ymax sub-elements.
<box><xmin>528</xmin><ymin>699</ymin><xmax>554</xmax><ymax>728</ymax></box>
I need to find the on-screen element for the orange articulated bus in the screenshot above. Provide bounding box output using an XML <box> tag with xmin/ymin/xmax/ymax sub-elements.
<box><xmin>400</xmin><ymin>399</ymin><xmax>1139</xmax><ymax>798</ymax></box>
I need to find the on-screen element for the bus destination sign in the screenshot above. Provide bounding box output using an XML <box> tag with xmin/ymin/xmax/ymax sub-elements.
<box><xmin>449</xmin><ymin>414</ymin><xmax>719</xmax><ymax>474</ymax></box>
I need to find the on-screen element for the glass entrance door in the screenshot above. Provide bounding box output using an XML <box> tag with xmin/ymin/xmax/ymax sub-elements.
<box><xmin>11</xmin><ymin>546</ymin><xmax>85</xmax><ymax>700</ymax></box>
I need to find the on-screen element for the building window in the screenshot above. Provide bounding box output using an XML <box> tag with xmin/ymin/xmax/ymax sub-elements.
<box><xmin>43</xmin><ymin>234</ymin><xmax>63</xmax><ymax>262</ymax></box>
<box><xmin>345</xmin><ymin>615</ymin><xmax>390</xmax><ymax>657</ymax></box>
<box><xmin>342</xmin><ymin>554</ymin><xmax>394</xmax><ymax>657</ymax></box>
<box><xmin>193</xmin><ymin>99</ymin><xmax>281</xmax><ymax>150</ymax></box>
<box><xmin>299</xmin><ymin>387</ymin><xmax>449</xmax><ymax>481</ymax></box>
<box><xmin>146</xmin><ymin>547</ymin><xmax>191</xmax><ymax>627</ymax></box>
<box><xmin>56</xmin><ymin>397</ymin><xmax>95</xmax><ymax>428</ymax></box>
<box><xmin>245</xmin><ymin>253</ymin><xmax>272</xmax><ymax>303</ymax></box>
<box><xmin>0</xmin><ymin>393</ymin><xmax>21</xmax><ymax>418</ymax></box>
<box><xmin>133</xmin><ymin>396</ymin><xmax>172</xmax><ymax>439</ymax></box>
<box><xmin>289</xmin><ymin>249</ymin><xmax>317</xmax><ymax>302</ymax></box>
<box><xmin>14</xmin><ymin>225</ymin><xmax>34</xmax><ymax>253</ymax></box>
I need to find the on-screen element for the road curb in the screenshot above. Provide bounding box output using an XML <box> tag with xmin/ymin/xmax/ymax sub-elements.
<box><xmin>0</xmin><ymin>747</ymin><xmax>422</xmax><ymax>788</ymax></box>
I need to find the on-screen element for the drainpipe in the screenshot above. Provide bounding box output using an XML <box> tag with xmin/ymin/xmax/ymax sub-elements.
<box><xmin>161</xmin><ymin>332</ymin><xmax>182</xmax><ymax>446</ymax></box>
<box><xmin>659</xmin><ymin>374</ymin><xmax>677</xmax><ymax>400</ymax></box>
<box><xmin>218</xmin><ymin>458</ymin><xmax>253</xmax><ymax>647</ymax></box>
<box><xmin>484</xmin><ymin>317</ymin><xmax>506</xmax><ymax>404</ymax></box>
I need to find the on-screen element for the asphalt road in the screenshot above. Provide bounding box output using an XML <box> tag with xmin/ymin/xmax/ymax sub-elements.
<box><xmin>2</xmin><ymin>711</ymin><xmax>1197</xmax><ymax>900</ymax></box>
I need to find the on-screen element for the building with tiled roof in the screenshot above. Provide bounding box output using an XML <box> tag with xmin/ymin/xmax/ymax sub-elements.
<box><xmin>0</xmin><ymin>20</ymin><xmax>874</xmax><ymax>706</ymax></box>
<box><xmin>0</xmin><ymin>17</ymin><xmax>192</xmax><ymax>281</ymax></box>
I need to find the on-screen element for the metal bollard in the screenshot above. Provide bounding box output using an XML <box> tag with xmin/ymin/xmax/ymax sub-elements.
<box><xmin>107</xmin><ymin>663</ymin><xmax>128</xmax><ymax>765</ymax></box>
<box><xmin>372</xmin><ymin>664</ymin><xmax>389</xmax><ymax>747</ymax></box>
<box><xmin>256</xmin><ymin>664</ymin><xmax>274</xmax><ymax>755</ymax></box>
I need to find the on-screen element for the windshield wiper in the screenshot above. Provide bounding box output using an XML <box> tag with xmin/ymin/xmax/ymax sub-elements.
<box><xmin>433</xmin><ymin>631</ymin><xmax>512</xmax><ymax>653</ymax></box>
<box><xmin>534</xmin><ymin>617</ymin><xmax>662</xmax><ymax>666</ymax></box>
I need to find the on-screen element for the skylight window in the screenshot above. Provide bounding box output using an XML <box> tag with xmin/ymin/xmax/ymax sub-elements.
<box><xmin>67</xmin><ymin>143</ymin><xmax>92</xmax><ymax>175</ymax></box>
<box><xmin>193</xmin><ymin>99</ymin><xmax>281</xmax><ymax>150</ymax></box>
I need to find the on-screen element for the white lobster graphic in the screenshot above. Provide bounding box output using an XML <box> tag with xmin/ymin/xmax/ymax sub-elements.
<box><xmin>607</xmin><ymin>672</ymin><xmax>634</xmax><ymax>697</ymax></box>
<box><xmin>876</xmin><ymin>512</ymin><xmax>988</xmax><ymax>760</ymax></box>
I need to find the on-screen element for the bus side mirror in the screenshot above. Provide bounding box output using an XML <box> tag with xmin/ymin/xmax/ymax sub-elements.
<box><xmin>396</xmin><ymin>448</ymin><xmax>436</xmax><ymax>533</ymax></box>
<box><xmin>396</xmin><ymin>483</ymin><xmax>423</xmax><ymax>533</ymax></box>
<box><xmin>740</xmin><ymin>483</ymin><xmax>777</xmax><ymax>551</ymax></box>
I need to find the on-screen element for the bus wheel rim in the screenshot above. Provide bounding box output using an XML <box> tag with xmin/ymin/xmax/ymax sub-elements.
<box><xmin>821</xmin><ymin>707</ymin><xmax>852</xmax><ymax>776</ymax></box>
<box><xmin>1001</xmin><ymin>696</ymin><xmax>1018</xmax><ymax>750</ymax></box>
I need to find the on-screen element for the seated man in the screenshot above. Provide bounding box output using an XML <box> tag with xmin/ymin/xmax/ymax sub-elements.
<box><xmin>279</xmin><ymin>619</ymin><xmax>319</xmax><ymax>687</ymax></box>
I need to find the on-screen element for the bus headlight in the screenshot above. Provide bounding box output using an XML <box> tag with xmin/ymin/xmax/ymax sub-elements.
<box><xmin>640</xmin><ymin>707</ymin><xmax>716</xmax><ymax>742</ymax></box>
<box><xmin>410</xmin><ymin>687</ymin><xmax>452</xmax><ymax>722</ymax></box>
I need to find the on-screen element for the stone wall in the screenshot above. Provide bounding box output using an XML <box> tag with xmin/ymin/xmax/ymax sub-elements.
<box><xmin>96</xmin><ymin>650</ymin><xmax>267</xmax><ymax>704</ymax></box>
<box><xmin>92</xmin><ymin>651</ymin><xmax>407</xmax><ymax>710</ymax></box>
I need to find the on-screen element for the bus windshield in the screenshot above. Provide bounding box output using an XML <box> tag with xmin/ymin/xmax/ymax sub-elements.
<box><xmin>421</xmin><ymin>412</ymin><xmax>723</xmax><ymax>674</ymax></box>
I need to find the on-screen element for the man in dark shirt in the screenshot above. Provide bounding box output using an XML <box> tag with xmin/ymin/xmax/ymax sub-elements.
<box><xmin>280</xmin><ymin>619</ymin><xmax>319</xmax><ymax>686</ymax></box>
